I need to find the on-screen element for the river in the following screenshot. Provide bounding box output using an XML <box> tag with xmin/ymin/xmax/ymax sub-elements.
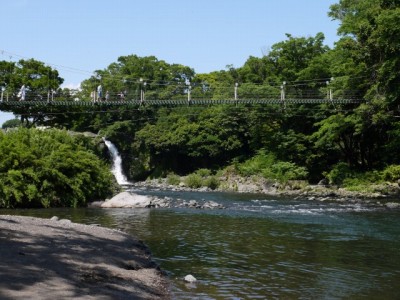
<box><xmin>2</xmin><ymin>188</ymin><xmax>400</xmax><ymax>299</ymax></box>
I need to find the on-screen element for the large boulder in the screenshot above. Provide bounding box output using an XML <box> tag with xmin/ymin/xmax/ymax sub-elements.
<box><xmin>101</xmin><ymin>192</ymin><xmax>171</xmax><ymax>208</ymax></box>
<box><xmin>101</xmin><ymin>192</ymin><xmax>152</xmax><ymax>208</ymax></box>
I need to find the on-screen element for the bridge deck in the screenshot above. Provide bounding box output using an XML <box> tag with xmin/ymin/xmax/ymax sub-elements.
<box><xmin>0</xmin><ymin>98</ymin><xmax>362</xmax><ymax>108</ymax></box>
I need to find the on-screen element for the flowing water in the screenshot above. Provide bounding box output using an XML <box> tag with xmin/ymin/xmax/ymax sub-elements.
<box><xmin>1</xmin><ymin>189</ymin><xmax>400</xmax><ymax>299</ymax></box>
<box><xmin>103</xmin><ymin>139</ymin><xmax>130</xmax><ymax>185</ymax></box>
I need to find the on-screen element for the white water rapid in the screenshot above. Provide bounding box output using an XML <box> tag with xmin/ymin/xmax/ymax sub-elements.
<box><xmin>103</xmin><ymin>138</ymin><xmax>131</xmax><ymax>185</ymax></box>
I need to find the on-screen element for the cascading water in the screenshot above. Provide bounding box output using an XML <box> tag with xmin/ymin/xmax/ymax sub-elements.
<box><xmin>103</xmin><ymin>138</ymin><xmax>130</xmax><ymax>185</ymax></box>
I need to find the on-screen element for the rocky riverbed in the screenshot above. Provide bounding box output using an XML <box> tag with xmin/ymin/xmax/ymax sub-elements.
<box><xmin>131</xmin><ymin>175</ymin><xmax>400</xmax><ymax>202</ymax></box>
<box><xmin>0</xmin><ymin>215</ymin><xmax>170</xmax><ymax>300</ymax></box>
<box><xmin>91</xmin><ymin>191</ymin><xmax>225</xmax><ymax>209</ymax></box>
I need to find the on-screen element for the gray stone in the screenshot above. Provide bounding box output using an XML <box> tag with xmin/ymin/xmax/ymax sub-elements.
<box><xmin>101</xmin><ymin>192</ymin><xmax>152</xmax><ymax>208</ymax></box>
<box><xmin>187</xmin><ymin>200</ymin><xmax>199</xmax><ymax>208</ymax></box>
<box><xmin>184</xmin><ymin>274</ymin><xmax>197</xmax><ymax>283</ymax></box>
<box><xmin>386</xmin><ymin>202</ymin><xmax>400</xmax><ymax>209</ymax></box>
<box><xmin>100</xmin><ymin>192</ymin><xmax>172</xmax><ymax>209</ymax></box>
<box><xmin>59</xmin><ymin>219</ymin><xmax>71</xmax><ymax>224</ymax></box>
<box><xmin>318</xmin><ymin>178</ymin><xmax>329</xmax><ymax>186</ymax></box>
<box><xmin>201</xmin><ymin>201</ymin><xmax>224</xmax><ymax>209</ymax></box>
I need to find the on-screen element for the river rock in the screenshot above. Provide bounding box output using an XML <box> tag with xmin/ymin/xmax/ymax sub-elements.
<box><xmin>201</xmin><ymin>201</ymin><xmax>224</xmax><ymax>209</ymax></box>
<box><xmin>100</xmin><ymin>192</ymin><xmax>172</xmax><ymax>208</ymax></box>
<box><xmin>184</xmin><ymin>274</ymin><xmax>197</xmax><ymax>283</ymax></box>
<box><xmin>101</xmin><ymin>192</ymin><xmax>152</xmax><ymax>208</ymax></box>
<box><xmin>385</xmin><ymin>202</ymin><xmax>400</xmax><ymax>209</ymax></box>
<box><xmin>148</xmin><ymin>197</ymin><xmax>171</xmax><ymax>208</ymax></box>
<box><xmin>185</xmin><ymin>200</ymin><xmax>200</xmax><ymax>208</ymax></box>
<box><xmin>318</xmin><ymin>178</ymin><xmax>329</xmax><ymax>186</ymax></box>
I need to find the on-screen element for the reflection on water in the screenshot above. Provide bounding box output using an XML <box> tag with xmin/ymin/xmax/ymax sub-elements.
<box><xmin>2</xmin><ymin>190</ymin><xmax>400</xmax><ymax>299</ymax></box>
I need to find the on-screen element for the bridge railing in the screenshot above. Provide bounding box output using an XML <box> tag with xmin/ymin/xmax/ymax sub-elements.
<box><xmin>0</xmin><ymin>98</ymin><xmax>363</xmax><ymax>108</ymax></box>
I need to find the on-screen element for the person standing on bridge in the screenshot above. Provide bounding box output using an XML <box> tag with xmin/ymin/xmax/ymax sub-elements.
<box><xmin>97</xmin><ymin>85</ymin><xmax>103</xmax><ymax>101</ymax></box>
<box><xmin>105</xmin><ymin>90</ymin><xmax>110</xmax><ymax>101</ymax></box>
<box><xmin>18</xmin><ymin>85</ymin><xmax>26</xmax><ymax>101</ymax></box>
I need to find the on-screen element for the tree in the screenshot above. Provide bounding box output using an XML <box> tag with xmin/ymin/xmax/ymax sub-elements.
<box><xmin>13</xmin><ymin>59</ymin><xmax>63</xmax><ymax>100</ymax></box>
<box><xmin>0</xmin><ymin>61</ymin><xmax>16</xmax><ymax>95</ymax></box>
<box><xmin>1</xmin><ymin>118</ymin><xmax>21</xmax><ymax>129</ymax></box>
<box><xmin>80</xmin><ymin>55</ymin><xmax>195</xmax><ymax>101</ymax></box>
<box><xmin>325</xmin><ymin>0</ymin><xmax>400</xmax><ymax>170</ymax></box>
<box><xmin>0</xmin><ymin>128</ymin><xmax>114</xmax><ymax>208</ymax></box>
<box><xmin>265</xmin><ymin>33</ymin><xmax>329</xmax><ymax>83</ymax></box>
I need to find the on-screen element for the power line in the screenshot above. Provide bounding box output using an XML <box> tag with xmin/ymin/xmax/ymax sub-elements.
<box><xmin>0</xmin><ymin>48</ymin><xmax>372</xmax><ymax>93</ymax></box>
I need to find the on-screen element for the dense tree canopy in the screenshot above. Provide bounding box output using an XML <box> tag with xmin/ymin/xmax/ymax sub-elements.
<box><xmin>0</xmin><ymin>59</ymin><xmax>63</xmax><ymax>100</ymax></box>
<box><xmin>1</xmin><ymin>0</ymin><xmax>400</xmax><ymax>194</ymax></box>
<box><xmin>0</xmin><ymin>128</ymin><xmax>114</xmax><ymax>208</ymax></box>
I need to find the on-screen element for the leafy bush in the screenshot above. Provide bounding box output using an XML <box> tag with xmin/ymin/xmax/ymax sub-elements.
<box><xmin>237</xmin><ymin>150</ymin><xmax>276</xmax><ymax>176</ymax></box>
<box><xmin>382</xmin><ymin>165</ymin><xmax>400</xmax><ymax>182</ymax></box>
<box><xmin>204</xmin><ymin>176</ymin><xmax>220</xmax><ymax>190</ymax></box>
<box><xmin>324</xmin><ymin>162</ymin><xmax>353</xmax><ymax>185</ymax></box>
<box><xmin>184</xmin><ymin>174</ymin><xmax>203</xmax><ymax>188</ymax></box>
<box><xmin>2</xmin><ymin>118</ymin><xmax>21</xmax><ymax>129</ymax></box>
<box><xmin>0</xmin><ymin>128</ymin><xmax>114</xmax><ymax>208</ymax></box>
<box><xmin>268</xmin><ymin>161</ymin><xmax>308</xmax><ymax>183</ymax></box>
<box><xmin>195</xmin><ymin>168</ymin><xmax>212</xmax><ymax>177</ymax></box>
<box><xmin>341</xmin><ymin>170</ymin><xmax>382</xmax><ymax>192</ymax></box>
<box><xmin>236</xmin><ymin>150</ymin><xmax>308</xmax><ymax>183</ymax></box>
<box><xmin>167</xmin><ymin>173</ymin><xmax>181</xmax><ymax>185</ymax></box>
<box><xmin>285</xmin><ymin>180</ymin><xmax>308</xmax><ymax>190</ymax></box>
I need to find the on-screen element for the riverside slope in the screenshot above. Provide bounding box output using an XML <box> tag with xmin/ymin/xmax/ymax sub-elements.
<box><xmin>0</xmin><ymin>215</ymin><xmax>170</xmax><ymax>300</ymax></box>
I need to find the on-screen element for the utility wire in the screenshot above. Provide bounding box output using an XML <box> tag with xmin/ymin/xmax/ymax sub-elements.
<box><xmin>0</xmin><ymin>48</ymin><xmax>372</xmax><ymax>93</ymax></box>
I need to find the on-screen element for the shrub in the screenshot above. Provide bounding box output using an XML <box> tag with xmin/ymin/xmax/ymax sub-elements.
<box><xmin>2</xmin><ymin>118</ymin><xmax>21</xmax><ymax>129</ymax></box>
<box><xmin>236</xmin><ymin>150</ymin><xmax>308</xmax><ymax>183</ymax></box>
<box><xmin>204</xmin><ymin>176</ymin><xmax>220</xmax><ymax>190</ymax></box>
<box><xmin>184</xmin><ymin>174</ymin><xmax>203</xmax><ymax>189</ymax></box>
<box><xmin>167</xmin><ymin>173</ymin><xmax>181</xmax><ymax>185</ymax></box>
<box><xmin>286</xmin><ymin>180</ymin><xmax>308</xmax><ymax>190</ymax></box>
<box><xmin>268</xmin><ymin>161</ymin><xmax>308</xmax><ymax>183</ymax></box>
<box><xmin>324</xmin><ymin>162</ymin><xmax>353</xmax><ymax>185</ymax></box>
<box><xmin>334</xmin><ymin>170</ymin><xmax>382</xmax><ymax>192</ymax></box>
<box><xmin>382</xmin><ymin>165</ymin><xmax>400</xmax><ymax>182</ymax></box>
<box><xmin>195</xmin><ymin>168</ymin><xmax>212</xmax><ymax>177</ymax></box>
<box><xmin>237</xmin><ymin>150</ymin><xmax>276</xmax><ymax>176</ymax></box>
<box><xmin>0</xmin><ymin>128</ymin><xmax>114</xmax><ymax>208</ymax></box>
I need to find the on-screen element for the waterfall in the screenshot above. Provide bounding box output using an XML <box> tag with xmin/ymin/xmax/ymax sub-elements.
<box><xmin>103</xmin><ymin>138</ymin><xmax>130</xmax><ymax>185</ymax></box>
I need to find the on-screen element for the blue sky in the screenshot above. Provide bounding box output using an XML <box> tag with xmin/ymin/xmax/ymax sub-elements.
<box><xmin>1</xmin><ymin>0</ymin><xmax>339</xmax><ymax>125</ymax></box>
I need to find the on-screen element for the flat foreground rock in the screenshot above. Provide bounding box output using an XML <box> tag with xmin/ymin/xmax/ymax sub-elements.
<box><xmin>0</xmin><ymin>215</ymin><xmax>170</xmax><ymax>299</ymax></box>
<box><xmin>101</xmin><ymin>192</ymin><xmax>152</xmax><ymax>208</ymax></box>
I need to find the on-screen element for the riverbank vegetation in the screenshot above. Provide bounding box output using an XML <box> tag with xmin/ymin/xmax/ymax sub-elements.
<box><xmin>0</xmin><ymin>128</ymin><xmax>114</xmax><ymax>208</ymax></box>
<box><xmin>1</xmin><ymin>0</ymin><xmax>400</xmax><ymax>204</ymax></box>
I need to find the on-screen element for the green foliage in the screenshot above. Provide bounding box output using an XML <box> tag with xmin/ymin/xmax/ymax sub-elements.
<box><xmin>203</xmin><ymin>176</ymin><xmax>220</xmax><ymax>190</ymax></box>
<box><xmin>184</xmin><ymin>174</ymin><xmax>203</xmax><ymax>189</ymax></box>
<box><xmin>80</xmin><ymin>55</ymin><xmax>195</xmax><ymax>102</ymax></box>
<box><xmin>2</xmin><ymin>119</ymin><xmax>21</xmax><ymax>129</ymax></box>
<box><xmin>166</xmin><ymin>173</ymin><xmax>181</xmax><ymax>186</ymax></box>
<box><xmin>3</xmin><ymin>4</ymin><xmax>400</xmax><ymax>188</ymax></box>
<box><xmin>183</xmin><ymin>171</ymin><xmax>220</xmax><ymax>190</ymax></box>
<box><xmin>0</xmin><ymin>128</ymin><xmax>114</xmax><ymax>208</ymax></box>
<box><xmin>237</xmin><ymin>150</ymin><xmax>276</xmax><ymax>177</ymax></box>
<box><xmin>195</xmin><ymin>168</ymin><xmax>212</xmax><ymax>177</ymax></box>
<box><xmin>237</xmin><ymin>150</ymin><xmax>308</xmax><ymax>183</ymax></box>
<box><xmin>324</xmin><ymin>162</ymin><xmax>353</xmax><ymax>185</ymax></box>
<box><xmin>382</xmin><ymin>165</ymin><xmax>400</xmax><ymax>182</ymax></box>
<box><xmin>131</xmin><ymin>105</ymin><xmax>250</xmax><ymax>177</ymax></box>
<box><xmin>323</xmin><ymin>163</ymin><xmax>400</xmax><ymax>190</ymax></box>
<box><xmin>342</xmin><ymin>171</ymin><xmax>382</xmax><ymax>192</ymax></box>
<box><xmin>266</xmin><ymin>162</ymin><xmax>308</xmax><ymax>183</ymax></box>
<box><xmin>0</xmin><ymin>59</ymin><xmax>63</xmax><ymax>99</ymax></box>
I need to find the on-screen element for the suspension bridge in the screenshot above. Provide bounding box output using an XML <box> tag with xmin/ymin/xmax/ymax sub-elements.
<box><xmin>0</xmin><ymin>95</ymin><xmax>365</xmax><ymax>126</ymax></box>
<box><xmin>0</xmin><ymin>98</ymin><xmax>363</xmax><ymax>110</ymax></box>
